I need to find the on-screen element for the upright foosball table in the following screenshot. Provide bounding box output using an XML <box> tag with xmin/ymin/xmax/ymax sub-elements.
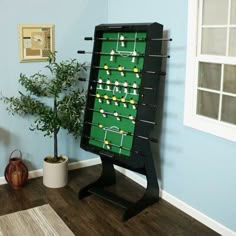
<box><xmin>77</xmin><ymin>22</ymin><xmax>170</xmax><ymax>221</ymax></box>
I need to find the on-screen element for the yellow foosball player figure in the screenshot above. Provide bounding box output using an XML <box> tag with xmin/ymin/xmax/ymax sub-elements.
<box><xmin>133</xmin><ymin>66</ymin><xmax>140</xmax><ymax>78</ymax></box>
<box><xmin>103</xmin><ymin>94</ymin><xmax>110</xmax><ymax>104</ymax></box>
<box><xmin>104</xmin><ymin>64</ymin><xmax>110</xmax><ymax>75</ymax></box>
<box><xmin>96</xmin><ymin>93</ymin><xmax>102</xmax><ymax>103</ymax></box>
<box><xmin>118</xmin><ymin>65</ymin><xmax>125</xmax><ymax>76</ymax></box>
<box><xmin>120</xmin><ymin>96</ymin><xmax>127</xmax><ymax>107</ymax></box>
<box><xmin>129</xmin><ymin>98</ymin><xmax>136</xmax><ymax>109</ymax></box>
<box><xmin>112</xmin><ymin>95</ymin><xmax>119</xmax><ymax>106</ymax></box>
<box><xmin>104</xmin><ymin>139</ymin><xmax>110</xmax><ymax>149</ymax></box>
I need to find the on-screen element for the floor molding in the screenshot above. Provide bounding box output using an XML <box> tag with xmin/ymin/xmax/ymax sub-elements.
<box><xmin>0</xmin><ymin>158</ymin><xmax>101</xmax><ymax>186</ymax></box>
<box><xmin>114</xmin><ymin>166</ymin><xmax>236</xmax><ymax>236</ymax></box>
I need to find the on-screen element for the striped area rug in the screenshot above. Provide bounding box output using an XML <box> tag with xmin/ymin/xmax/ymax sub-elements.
<box><xmin>0</xmin><ymin>204</ymin><xmax>74</xmax><ymax>236</ymax></box>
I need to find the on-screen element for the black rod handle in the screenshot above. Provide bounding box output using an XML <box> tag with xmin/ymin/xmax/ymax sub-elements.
<box><xmin>149</xmin><ymin>137</ymin><xmax>158</xmax><ymax>143</ymax></box>
<box><xmin>151</xmin><ymin>38</ymin><xmax>172</xmax><ymax>41</ymax></box>
<box><xmin>78</xmin><ymin>78</ymin><xmax>87</xmax><ymax>81</ymax></box>
<box><xmin>149</xmin><ymin>54</ymin><xmax>170</xmax><ymax>58</ymax></box>
<box><xmin>84</xmin><ymin>37</ymin><xmax>93</xmax><ymax>40</ymax></box>
<box><xmin>77</xmin><ymin>50</ymin><xmax>86</xmax><ymax>54</ymax></box>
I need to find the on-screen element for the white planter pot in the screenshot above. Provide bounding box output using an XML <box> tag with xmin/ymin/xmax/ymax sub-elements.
<box><xmin>43</xmin><ymin>155</ymin><xmax>68</xmax><ymax>188</ymax></box>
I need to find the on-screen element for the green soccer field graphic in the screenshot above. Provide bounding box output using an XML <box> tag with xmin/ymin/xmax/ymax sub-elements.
<box><xmin>88</xmin><ymin>31</ymin><xmax>147</xmax><ymax>156</ymax></box>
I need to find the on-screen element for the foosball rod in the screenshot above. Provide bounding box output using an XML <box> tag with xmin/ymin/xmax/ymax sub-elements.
<box><xmin>93</xmin><ymin>66</ymin><xmax>166</xmax><ymax>76</ymax></box>
<box><xmin>84</xmin><ymin>135</ymin><xmax>131</xmax><ymax>151</ymax></box>
<box><xmin>87</xmin><ymin>108</ymin><xmax>157</xmax><ymax>125</ymax></box>
<box><xmin>88</xmin><ymin>93</ymin><xmax>157</xmax><ymax>109</ymax></box>
<box><xmin>90</xmin><ymin>80</ymin><xmax>155</xmax><ymax>91</ymax></box>
<box><xmin>84</xmin><ymin>135</ymin><xmax>151</xmax><ymax>157</ymax></box>
<box><xmin>85</xmin><ymin>121</ymin><xmax>158</xmax><ymax>143</ymax></box>
<box><xmin>89</xmin><ymin>93</ymin><xmax>138</xmax><ymax>106</ymax></box>
<box><xmin>89</xmin><ymin>93</ymin><xmax>157</xmax><ymax>109</ymax></box>
<box><xmin>84</xmin><ymin>37</ymin><xmax>172</xmax><ymax>41</ymax></box>
<box><xmin>77</xmin><ymin>50</ymin><xmax>170</xmax><ymax>58</ymax></box>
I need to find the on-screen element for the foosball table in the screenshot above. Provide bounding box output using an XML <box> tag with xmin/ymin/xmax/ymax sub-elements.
<box><xmin>77</xmin><ymin>22</ymin><xmax>170</xmax><ymax>221</ymax></box>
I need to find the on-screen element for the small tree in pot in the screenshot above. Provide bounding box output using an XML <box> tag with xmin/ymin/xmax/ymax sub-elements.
<box><xmin>1</xmin><ymin>52</ymin><xmax>87</xmax><ymax>187</ymax></box>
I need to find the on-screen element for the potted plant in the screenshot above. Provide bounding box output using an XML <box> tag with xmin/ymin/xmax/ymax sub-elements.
<box><xmin>1</xmin><ymin>52</ymin><xmax>87</xmax><ymax>188</ymax></box>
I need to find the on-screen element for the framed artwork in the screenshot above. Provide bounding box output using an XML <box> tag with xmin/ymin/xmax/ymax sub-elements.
<box><xmin>19</xmin><ymin>24</ymin><xmax>55</xmax><ymax>62</ymax></box>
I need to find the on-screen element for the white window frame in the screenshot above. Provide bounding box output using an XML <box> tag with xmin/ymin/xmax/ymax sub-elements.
<box><xmin>184</xmin><ymin>0</ymin><xmax>236</xmax><ymax>141</ymax></box>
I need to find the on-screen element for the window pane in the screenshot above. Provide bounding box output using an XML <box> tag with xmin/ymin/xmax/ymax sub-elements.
<box><xmin>197</xmin><ymin>90</ymin><xmax>219</xmax><ymax>119</ymax></box>
<box><xmin>229</xmin><ymin>28</ymin><xmax>236</xmax><ymax>56</ymax></box>
<box><xmin>203</xmin><ymin>0</ymin><xmax>228</xmax><ymax>25</ymax></box>
<box><xmin>231</xmin><ymin>0</ymin><xmax>236</xmax><ymax>24</ymax></box>
<box><xmin>198</xmin><ymin>62</ymin><xmax>221</xmax><ymax>90</ymax></box>
<box><xmin>221</xmin><ymin>95</ymin><xmax>236</xmax><ymax>125</ymax></box>
<box><xmin>223</xmin><ymin>65</ymin><xmax>236</xmax><ymax>93</ymax></box>
<box><xmin>201</xmin><ymin>28</ymin><xmax>227</xmax><ymax>55</ymax></box>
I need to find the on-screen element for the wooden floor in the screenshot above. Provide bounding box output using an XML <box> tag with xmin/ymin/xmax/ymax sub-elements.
<box><xmin>0</xmin><ymin>165</ymin><xmax>219</xmax><ymax>236</ymax></box>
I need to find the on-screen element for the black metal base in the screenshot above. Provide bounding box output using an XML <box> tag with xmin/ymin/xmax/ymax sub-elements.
<box><xmin>78</xmin><ymin>153</ymin><xmax>160</xmax><ymax>221</ymax></box>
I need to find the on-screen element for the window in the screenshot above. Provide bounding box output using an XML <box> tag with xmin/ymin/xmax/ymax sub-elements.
<box><xmin>184</xmin><ymin>0</ymin><xmax>236</xmax><ymax>141</ymax></box>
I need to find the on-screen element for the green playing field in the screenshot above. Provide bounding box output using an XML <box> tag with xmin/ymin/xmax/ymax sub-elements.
<box><xmin>89</xmin><ymin>31</ymin><xmax>147</xmax><ymax>156</ymax></box>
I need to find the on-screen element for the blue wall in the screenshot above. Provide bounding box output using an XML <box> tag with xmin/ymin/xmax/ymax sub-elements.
<box><xmin>0</xmin><ymin>0</ymin><xmax>108</xmax><ymax>172</ymax></box>
<box><xmin>108</xmin><ymin>0</ymin><xmax>236</xmax><ymax>232</ymax></box>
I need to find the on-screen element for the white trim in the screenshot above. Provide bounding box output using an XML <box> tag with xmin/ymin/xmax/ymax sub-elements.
<box><xmin>115</xmin><ymin>166</ymin><xmax>236</xmax><ymax>236</ymax></box>
<box><xmin>0</xmin><ymin>158</ymin><xmax>101</xmax><ymax>185</ymax></box>
<box><xmin>0</xmin><ymin>176</ymin><xmax>7</xmax><ymax>185</ymax></box>
<box><xmin>184</xmin><ymin>0</ymin><xmax>236</xmax><ymax>142</ymax></box>
<box><xmin>68</xmin><ymin>158</ymin><xmax>101</xmax><ymax>171</ymax></box>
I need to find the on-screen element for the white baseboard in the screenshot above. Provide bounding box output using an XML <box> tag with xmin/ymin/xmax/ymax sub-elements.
<box><xmin>68</xmin><ymin>158</ymin><xmax>101</xmax><ymax>171</ymax></box>
<box><xmin>115</xmin><ymin>166</ymin><xmax>236</xmax><ymax>236</ymax></box>
<box><xmin>0</xmin><ymin>157</ymin><xmax>101</xmax><ymax>185</ymax></box>
<box><xmin>0</xmin><ymin>176</ymin><xmax>7</xmax><ymax>185</ymax></box>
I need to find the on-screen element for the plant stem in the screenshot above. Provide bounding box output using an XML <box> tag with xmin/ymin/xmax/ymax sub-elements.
<box><xmin>54</xmin><ymin>96</ymin><xmax>58</xmax><ymax>162</ymax></box>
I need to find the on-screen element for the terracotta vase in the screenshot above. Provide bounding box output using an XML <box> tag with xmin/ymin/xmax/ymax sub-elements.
<box><xmin>4</xmin><ymin>149</ymin><xmax>28</xmax><ymax>190</ymax></box>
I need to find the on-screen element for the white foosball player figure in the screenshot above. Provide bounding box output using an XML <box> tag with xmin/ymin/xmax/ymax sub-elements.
<box><xmin>132</xmin><ymin>82</ymin><xmax>137</xmax><ymax>95</ymax></box>
<box><xmin>119</xmin><ymin>34</ymin><xmax>125</xmax><ymax>47</ymax></box>
<box><xmin>131</xmin><ymin>50</ymin><xmax>137</xmax><ymax>63</ymax></box>
<box><xmin>100</xmin><ymin>108</ymin><xmax>107</xmax><ymax>118</ymax></box>
<box><xmin>129</xmin><ymin>114</ymin><xmax>135</xmax><ymax>124</ymax></box>
<box><xmin>123</xmin><ymin>81</ymin><xmax>128</xmax><ymax>93</ymax></box>
<box><xmin>114</xmin><ymin>111</ymin><xmax>120</xmax><ymax>121</ymax></box>
<box><xmin>114</xmin><ymin>80</ymin><xmax>119</xmax><ymax>92</ymax></box>
<box><xmin>110</xmin><ymin>49</ymin><xmax>115</xmax><ymax>61</ymax></box>
<box><xmin>106</xmin><ymin>79</ymin><xmax>111</xmax><ymax>90</ymax></box>
<box><xmin>98</xmin><ymin>78</ymin><xmax>103</xmax><ymax>89</ymax></box>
